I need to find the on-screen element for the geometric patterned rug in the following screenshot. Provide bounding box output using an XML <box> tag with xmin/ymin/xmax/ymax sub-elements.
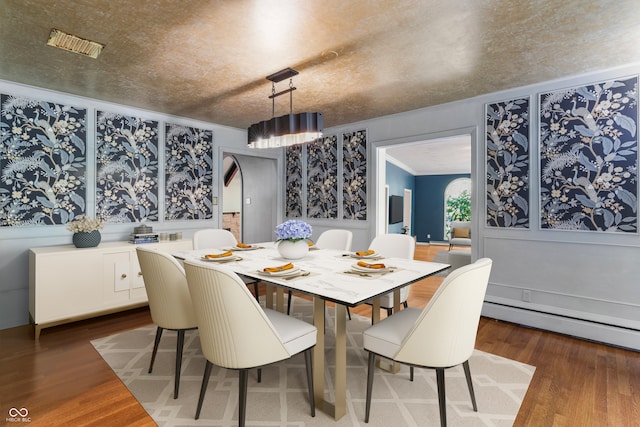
<box><xmin>432</xmin><ymin>250</ymin><xmax>452</xmax><ymax>276</ymax></box>
<box><xmin>91</xmin><ymin>297</ymin><xmax>535</xmax><ymax>426</ymax></box>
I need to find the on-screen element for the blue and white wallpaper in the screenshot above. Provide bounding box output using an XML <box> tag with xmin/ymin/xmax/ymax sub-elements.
<box><xmin>540</xmin><ymin>76</ymin><xmax>638</xmax><ymax>232</ymax></box>
<box><xmin>96</xmin><ymin>111</ymin><xmax>159</xmax><ymax>223</ymax></box>
<box><xmin>343</xmin><ymin>130</ymin><xmax>367</xmax><ymax>220</ymax></box>
<box><xmin>164</xmin><ymin>124</ymin><xmax>214</xmax><ymax>221</ymax></box>
<box><xmin>307</xmin><ymin>135</ymin><xmax>338</xmax><ymax>218</ymax></box>
<box><xmin>285</xmin><ymin>143</ymin><xmax>303</xmax><ymax>217</ymax></box>
<box><xmin>486</xmin><ymin>98</ymin><xmax>530</xmax><ymax>228</ymax></box>
<box><xmin>0</xmin><ymin>95</ymin><xmax>87</xmax><ymax>226</ymax></box>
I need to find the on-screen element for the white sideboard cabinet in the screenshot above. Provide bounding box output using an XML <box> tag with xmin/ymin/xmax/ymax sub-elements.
<box><xmin>29</xmin><ymin>239</ymin><xmax>192</xmax><ymax>339</ymax></box>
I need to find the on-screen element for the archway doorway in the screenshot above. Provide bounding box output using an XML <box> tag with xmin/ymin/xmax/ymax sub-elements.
<box><xmin>222</xmin><ymin>155</ymin><xmax>242</xmax><ymax>241</ymax></box>
<box><xmin>220</xmin><ymin>151</ymin><xmax>280</xmax><ymax>243</ymax></box>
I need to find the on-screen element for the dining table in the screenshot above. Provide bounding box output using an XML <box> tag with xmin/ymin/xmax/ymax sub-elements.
<box><xmin>173</xmin><ymin>242</ymin><xmax>449</xmax><ymax>420</ymax></box>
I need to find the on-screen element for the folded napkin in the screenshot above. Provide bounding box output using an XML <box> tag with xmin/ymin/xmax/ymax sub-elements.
<box><xmin>236</xmin><ymin>242</ymin><xmax>252</xmax><ymax>248</ymax></box>
<box><xmin>355</xmin><ymin>249</ymin><xmax>375</xmax><ymax>256</ymax></box>
<box><xmin>307</xmin><ymin>241</ymin><xmax>314</xmax><ymax>246</ymax></box>
<box><xmin>204</xmin><ymin>251</ymin><xmax>233</xmax><ymax>259</ymax></box>
<box><xmin>357</xmin><ymin>261</ymin><xmax>386</xmax><ymax>269</ymax></box>
<box><xmin>264</xmin><ymin>262</ymin><xmax>294</xmax><ymax>273</ymax></box>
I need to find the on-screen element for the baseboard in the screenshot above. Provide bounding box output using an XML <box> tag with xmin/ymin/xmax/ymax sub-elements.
<box><xmin>482</xmin><ymin>301</ymin><xmax>640</xmax><ymax>351</ymax></box>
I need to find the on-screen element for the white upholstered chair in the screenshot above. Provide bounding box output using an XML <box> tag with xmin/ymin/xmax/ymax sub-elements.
<box><xmin>136</xmin><ymin>246</ymin><xmax>198</xmax><ymax>399</ymax></box>
<box><xmin>193</xmin><ymin>228</ymin><xmax>237</xmax><ymax>249</ymax></box>
<box><xmin>287</xmin><ymin>229</ymin><xmax>353</xmax><ymax>315</ymax></box>
<box><xmin>448</xmin><ymin>221</ymin><xmax>471</xmax><ymax>250</ymax></box>
<box><xmin>184</xmin><ymin>260</ymin><xmax>317</xmax><ymax>426</ymax></box>
<box><xmin>366</xmin><ymin>233</ymin><xmax>416</xmax><ymax>316</ymax></box>
<box><xmin>315</xmin><ymin>229</ymin><xmax>353</xmax><ymax>252</ymax></box>
<box><xmin>363</xmin><ymin>258</ymin><xmax>493</xmax><ymax>427</ymax></box>
<box><xmin>192</xmin><ymin>228</ymin><xmax>260</xmax><ymax>301</ymax></box>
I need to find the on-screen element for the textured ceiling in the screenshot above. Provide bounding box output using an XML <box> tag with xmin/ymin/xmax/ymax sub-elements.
<box><xmin>1</xmin><ymin>0</ymin><xmax>640</xmax><ymax>134</ymax></box>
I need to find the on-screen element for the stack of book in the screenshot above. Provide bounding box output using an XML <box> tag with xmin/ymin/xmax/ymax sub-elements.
<box><xmin>129</xmin><ymin>232</ymin><xmax>159</xmax><ymax>244</ymax></box>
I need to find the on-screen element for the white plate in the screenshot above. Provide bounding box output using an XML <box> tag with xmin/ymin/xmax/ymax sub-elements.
<box><xmin>259</xmin><ymin>266</ymin><xmax>301</xmax><ymax>277</ymax></box>
<box><xmin>231</xmin><ymin>245</ymin><xmax>259</xmax><ymax>251</ymax></box>
<box><xmin>201</xmin><ymin>254</ymin><xmax>240</xmax><ymax>262</ymax></box>
<box><xmin>351</xmin><ymin>263</ymin><xmax>391</xmax><ymax>273</ymax></box>
<box><xmin>350</xmin><ymin>251</ymin><xmax>379</xmax><ymax>259</ymax></box>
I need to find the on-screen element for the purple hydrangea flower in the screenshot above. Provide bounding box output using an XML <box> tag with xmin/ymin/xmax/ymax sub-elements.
<box><xmin>275</xmin><ymin>219</ymin><xmax>312</xmax><ymax>241</ymax></box>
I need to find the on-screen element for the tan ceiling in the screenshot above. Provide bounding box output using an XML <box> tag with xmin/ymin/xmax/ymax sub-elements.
<box><xmin>2</xmin><ymin>0</ymin><xmax>640</xmax><ymax>133</ymax></box>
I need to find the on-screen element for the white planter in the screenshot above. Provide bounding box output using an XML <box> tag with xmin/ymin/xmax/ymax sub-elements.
<box><xmin>277</xmin><ymin>240</ymin><xmax>309</xmax><ymax>260</ymax></box>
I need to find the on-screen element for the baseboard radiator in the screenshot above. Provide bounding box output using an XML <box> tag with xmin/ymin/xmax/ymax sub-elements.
<box><xmin>482</xmin><ymin>300</ymin><xmax>640</xmax><ymax>352</ymax></box>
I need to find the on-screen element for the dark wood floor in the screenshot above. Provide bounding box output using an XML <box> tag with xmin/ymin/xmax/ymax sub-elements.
<box><xmin>2</xmin><ymin>244</ymin><xmax>639</xmax><ymax>426</ymax></box>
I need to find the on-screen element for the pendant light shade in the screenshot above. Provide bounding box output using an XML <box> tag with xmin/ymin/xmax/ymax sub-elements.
<box><xmin>247</xmin><ymin>68</ymin><xmax>323</xmax><ymax>148</ymax></box>
<box><xmin>248</xmin><ymin>112</ymin><xmax>323</xmax><ymax>148</ymax></box>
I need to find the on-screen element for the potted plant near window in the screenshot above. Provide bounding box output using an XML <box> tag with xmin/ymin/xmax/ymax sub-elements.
<box><xmin>67</xmin><ymin>216</ymin><xmax>104</xmax><ymax>248</ymax></box>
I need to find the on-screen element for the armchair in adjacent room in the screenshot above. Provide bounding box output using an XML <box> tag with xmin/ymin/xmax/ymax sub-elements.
<box><xmin>448</xmin><ymin>221</ymin><xmax>471</xmax><ymax>250</ymax></box>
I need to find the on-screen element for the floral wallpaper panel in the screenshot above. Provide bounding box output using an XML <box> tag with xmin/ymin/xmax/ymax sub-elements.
<box><xmin>285</xmin><ymin>143</ymin><xmax>303</xmax><ymax>217</ymax></box>
<box><xmin>96</xmin><ymin>111</ymin><xmax>159</xmax><ymax>223</ymax></box>
<box><xmin>540</xmin><ymin>76</ymin><xmax>638</xmax><ymax>232</ymax></box>
<box><xmin>0</xmin><ymin>94</ymin><xmax>87</xmax><ymax>226</ymax></box>
<box><xmin>164</xmin><ymin>124</ymin><xmax>214</xmax><ymax>220</ymax></box>
<box><xmin>307</xmin><ymin>135</ymin><xmax>338</xmax><ymax>218</ymax></box>
<box><xmin>343</xmin><ymin>130</ymin><xmax>367</xmax><ymax>220</ymax></box>
<box><xmin>486</xmin><ymin>98</ymin><xmax>530</xmax><ymax>228</ymax></box>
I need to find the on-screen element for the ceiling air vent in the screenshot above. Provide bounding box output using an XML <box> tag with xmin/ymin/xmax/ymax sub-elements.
<box><xmin>46</xmin><ymin>28</ymin><xmax>104</xmax><ymax>59</ymax></box>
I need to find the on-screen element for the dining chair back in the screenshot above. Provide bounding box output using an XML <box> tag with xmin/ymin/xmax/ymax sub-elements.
<box><xmin>366</xmin><ymin>233</ymin><xmax>416</xmax><ymax>313</ymax></box>
<box><xmin>363</xmin><ymin>258</ymin><xmax>493</xmax><ymax>427</ymax></box>
<box><xmin>369</xmin><ymin>233</ymin><xmax>415</xmax><ymax>259</ymax></box>
<box><xmin>315</xmin><ymin>229</ymin><xmax>353</xmax><ymax>250</ymax></box>
<box><xmin>184</xmin><ymin>260</ymin><xmax>317</xmax><ymax>426</ymax></box>
<box><xmin>192</xmin><ymin>228</ymin><xmax>237</xmax><ymax>250</ymax></box>
<box><xmin>192</xmin><ymin>228</ymin><xmax>260</xmax><ymax>301</ymax></box>
<box><xmin>136</xmin><ymin>246</ymin><xmax>198</xmax><ymax>399</ymax></box>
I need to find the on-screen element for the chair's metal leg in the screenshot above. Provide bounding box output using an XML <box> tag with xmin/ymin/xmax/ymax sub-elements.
<box><xmin>410</xmin><ymin>366</ymin><xmax>414</xmax><ymax>381</ymax></box>
<box><xmin>364</xmin><ymin>352</ymin><xmax>376</xmax><ymax>423</ymax></box>
<box><xmin>347</xmin><ymin>306</ymin><xmax>352</xmax><ymax>320</ymax></box>
<box><xmin>386</xmin><ymin>307</ymin><xmax>393</xmax><ymax>316</ymax></box>
<box><xmin>463</xmin><ymin>360</ymin><xmax>478</xmax><ymax>411</ymax></box>
<box><xmin>304</xmin><ymin>348</ymin><xmax>316</xmax><ymax>417</ymax></box>
<box><xmin>174</xmin><ymin>329</ymin><xmax>185</xmax><ymax>399</ymax></box>
<box><xmin>287</xmin><ymin>290</ymin><xmax>293</xmax><ymax>315</ymax></box>
<box><xmin>403</xmin><ymin>301</ymin><xmax>408</xmax><ymax>309</ymax></box>
<box><xmin>436</xmin><ymin>368</ymin><xmax>447</xmax><ymax>427</ymax></box>
<box><xmin>148</xmin><ymin>326</ymin><xmax>163</xmax><ymax>373</ymax></box>
<box><xmin>257</xmin><ymin>368</ymin><xmax>262</xmax><ymax>383</ymax></box>
<box><xmin>239</xmin><ymin>369</ymin><xmax>249</xmax><ymax>427</ymax></box>
<box><xmin>195</xmin><ymin>361</ymin><xmax>213</xmax><ymax>420</ymax></box>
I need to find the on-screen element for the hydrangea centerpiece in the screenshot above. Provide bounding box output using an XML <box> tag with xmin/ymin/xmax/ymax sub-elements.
<box><xmin>66</xmin><ymin>215</ymin><xmax>105</xmax><ymax>233</ymax></box>
<box><xmin>275</xmin><ymin>219</ymin><xmax>312</xmax><ymax>242</ymax></box>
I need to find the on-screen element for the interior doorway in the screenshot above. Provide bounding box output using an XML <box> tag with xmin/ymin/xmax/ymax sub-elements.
<box><xmin>222</xmin><ymin>155</ymin><xmax>242</xmax><ymax>241</ymax></box>
<box><xmin>377</xmin><ymin>130</ymin><xmax>474</xmax><ymax>243</ymax></box>
<box><xmin>403</xmin><ymin>188</ymin><xmax>412</xmax><ymax>234</ymax></box>
<box><xmin>220</xmin><ymin>151</ymin><xmax>280</xmax><ymax>243</ymax></box>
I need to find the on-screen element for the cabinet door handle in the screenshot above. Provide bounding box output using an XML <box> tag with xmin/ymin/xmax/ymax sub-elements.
<box><xmin>121</xmin><ymin>273</ymin><xmax>127</xmax><ymax>279</ymax></box>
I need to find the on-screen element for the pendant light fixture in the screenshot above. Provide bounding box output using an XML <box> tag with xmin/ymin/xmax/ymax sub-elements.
<box><xmin>247</xmin><ymin>67</ymin><xmax>323</xmax><ymax>148</ymax></box>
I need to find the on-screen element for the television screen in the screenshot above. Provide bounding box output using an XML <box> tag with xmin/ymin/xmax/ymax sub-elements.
<box><xmin>389</xmin><ymin>195</ymin><xmax>403</xmax><ymax>224</ymax></box>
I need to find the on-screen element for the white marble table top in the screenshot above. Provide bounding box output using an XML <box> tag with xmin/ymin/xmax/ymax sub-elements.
<box><xmin>174</xmin><ymin>242</ymin><xmax>449</xmax><ymax>306</ymax></box>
